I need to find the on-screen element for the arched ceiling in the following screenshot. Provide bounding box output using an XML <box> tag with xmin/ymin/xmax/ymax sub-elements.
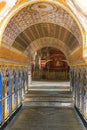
<box><xmin>24</xmin><ymin>37</ymin><xmax>70</xmax><ymax>58</ymax></box>
<box><xmin>1</xmin><ymin>1</ymin><xmax>84</xmax><ymax>65</ymax></box>
<box><xmin>12</xmin><ymin>23</ymin><xmax>79</xmax><ymax>53</ymax></box>
<box><xmin>2</xmin><ymin>2</ymin><xmax>82</xmax><ymax>48</ymax></box>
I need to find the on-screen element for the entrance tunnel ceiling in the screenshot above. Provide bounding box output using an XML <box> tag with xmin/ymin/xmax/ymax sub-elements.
<box><xmin>24</xmin><ymin>37</ymin><xmax>70</xmax><ymax>58</ymax></box>
<box><xmin>2</xmin><ymin>2</ymin><xmax>83</xmax><ymax>60</ymax></box>
<box><xmin>13</xmin><ymin>23</ymin><xmax>79</xmax><ymax>53</ymax></box>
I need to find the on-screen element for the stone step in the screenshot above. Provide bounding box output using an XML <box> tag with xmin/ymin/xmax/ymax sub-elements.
<box><xmin>29</xmin><ymin>89</ymin><xmax>70</xmax><ymax>92</ymax></box>
<box><xmin>24</xmin><ymin>84</ymin><xmax>73</xmax><ymax>108</ymax></box>
<box><xmin>25</xmin><ymin>95</ymin><xmax>72</xmax><ymax>98</ymax></box>
<box><xmin>29</xmin><ymin>86</ymin><xmax>70</xmax><ymax>89</ymax></box>
<box><xmin>27</xmin><ymin>90</ymin><xmax>71</xmax><ymax>94</ymax></box>
<box><xmin>23</xmin><ymin>101</ymin><xmax>73</xmax><ymax>108</ymax></box>
<box><xmin>30</xmin><ymin>81</ymin><xmax>70</xmax><ymax>87</ymax></box>
<box><xmin>24</xmin><ymin>97</ymin><xmax>72</xmax><ymax>102</ymax></box>
<box><xmin>29</xmin><ymin>86</ymin><xmax>70</xmax><ymax>92</ymax></box>
<box><xmin>26</xmin><ymin>90</ymin><xmax>72</xmax><ymax>97</ymax></box>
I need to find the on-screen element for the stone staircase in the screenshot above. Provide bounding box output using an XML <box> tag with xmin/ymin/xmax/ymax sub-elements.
<box><xmin>23</xmin><ymin>84</ymin><xmax>73</xmax><ymax>107</ymax></box>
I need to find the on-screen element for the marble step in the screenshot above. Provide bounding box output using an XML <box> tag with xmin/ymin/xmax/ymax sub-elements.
<box><xmin>30</xmin><ymin>81</ymin><xmax>70</xmax><ymax>87</ymax></box>
<box><xmin>23</xmin><ymin>101</ymin><xmax>73</xmax><ymax>108</ymax></box>
<box><xmin>27</xmin><ymin>90</ymin><xmax>71</xmax><ymax>94</ymax></box>
<box><xmin>24</xmin><ymin>85</ymin><xmax>72</xmax><ymax>108</ymax></box>
<box><xmin>29</xmin><ymin>86</ymin><xmax>70</xmax><ymax>89</ymax></box>
<box><xmin>24</xmin><ymin>92</ymin><xmax>73</xmax><ymax>107</ymax></box>
<box><xmin>25</xmin><ymin>95</ymin><xmax>72</xmax><ymax>98</ymax></box>
<box><xmin>25</xmin><ymin>90</ymin><xmax>72</xmax><ymax>97</ymax></box>
<box><xmin>29</xmin><ymin>86</ymin><xmax>70</xmax><ymax>91</ymax></box>
<box><xmin>25</xmin><ymin>93</ymin><xmax>72</xmax><ymax>98</ymax></box>
<box><xmin>24</xmin><ymin>96</ymin><xmax>72</xmax><ymax>102</ymax></box>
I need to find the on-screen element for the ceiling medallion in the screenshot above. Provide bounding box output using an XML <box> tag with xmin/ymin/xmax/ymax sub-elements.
<box><xmin>28</xmin><ymin>2</ymin><xmax>57</xmax><ymax>13</ymax></box>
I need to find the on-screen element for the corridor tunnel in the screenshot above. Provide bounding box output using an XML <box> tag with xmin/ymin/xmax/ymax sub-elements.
<box><xmin>0</xmin><ymin>0</ymin><xmax>87</xmax><ymax>129</ymax></box>
<box><xmin>32</xmin><ymin>47</ymin><xmax>70</xmax><ymax>81</ymax></box>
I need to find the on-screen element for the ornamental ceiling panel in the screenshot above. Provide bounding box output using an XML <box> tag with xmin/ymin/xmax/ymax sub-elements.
<box><xmin>12</xmin><ymin>23</ymin><xmax>79</xmax><ymax>53</ymax></box>
<box><xmin>24</xmin><ymin>37</ymin><xmax>70</xmax><ymax>58</ymax></box>
<box><xmin>2</xmin><ymin>2</ymin><xmax>82</xmax><ymax>52</ymax></box>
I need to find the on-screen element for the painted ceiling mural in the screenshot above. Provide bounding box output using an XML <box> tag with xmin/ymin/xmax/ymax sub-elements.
<box><xmin>24</xmin><ymin>37</ymin><xmax>70</xmax><ymax>58</ymax></box>
<box><xmin>1</xmin><ymin>2</ymin><xmax>82</xmax><ymax>58</ymax></box>
<box><xmin>2</xmin><ymin>2</ymin><xmax>82</xmax><ymax>44</ymax></box>
<box><xmin>0</xmin><ymin>0</ymin><xmax>87</xmax><ymax>61</ymax></box>
<box><xmin>0</xmin><ymin>0</ymin><xmax>87</xmax><ymax>29</ymax></box>
<box><xmin>0</xmin><ymin>0</ymin><xmax>85</xmax><ymax>46</ymax></box>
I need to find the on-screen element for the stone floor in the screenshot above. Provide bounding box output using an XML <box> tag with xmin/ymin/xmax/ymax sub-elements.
<box><xmin>4</xmin><ymin>81</ymin><xmax>86</xmax><ymax>130</ymax></box>
<box><xmin>4</xmin><ymin>107</ymin><xmax>85</xmax><ymax>130</ymax></box>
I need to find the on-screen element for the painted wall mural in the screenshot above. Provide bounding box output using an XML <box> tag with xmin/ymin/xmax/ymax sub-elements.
<box><xmin>47</xmin><ymin>49</ymin><xmax>68</xmax><ymax>70</ymax></box>
<box><xmin>32</xmin><ymin>47</ymin><xmax>69</xmax><ymax>81</ymax></box>
<box><xmin>40</xmin><ymin>47</ymin><xmax>68</xmax><ymax>70</ymax></box>
<box><xmin>49</xmin><ymin>50</ymin><xmax>67</xmax><ymax>69</ymax></box>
